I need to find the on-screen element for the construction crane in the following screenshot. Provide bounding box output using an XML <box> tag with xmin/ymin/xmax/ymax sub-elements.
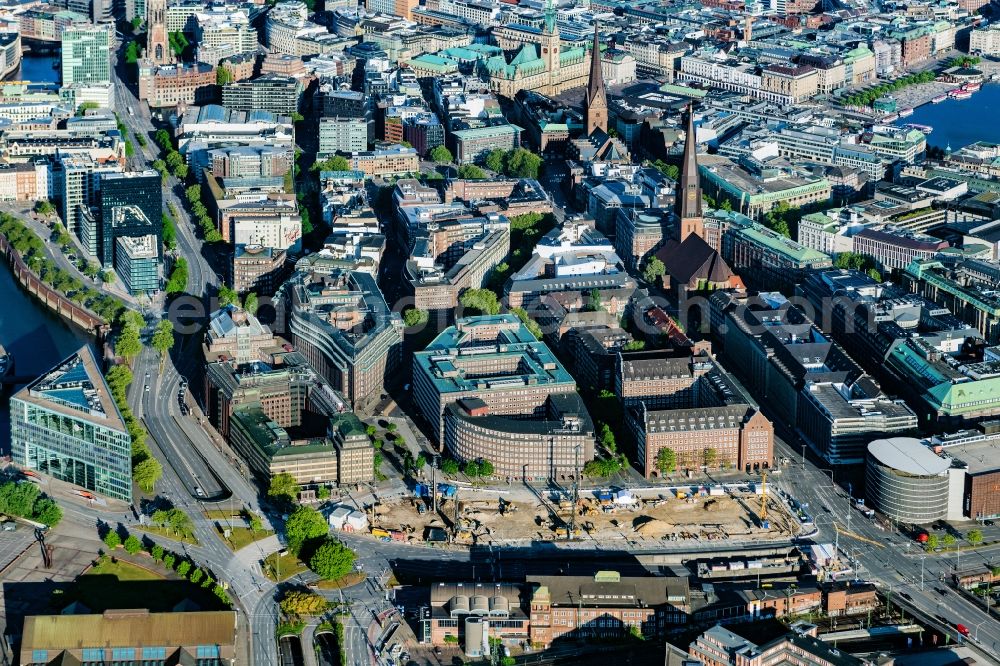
<box><xmin>759</xmin><ymin>472</ymin><xmax>769</xmax><ymax>530</ymax></box>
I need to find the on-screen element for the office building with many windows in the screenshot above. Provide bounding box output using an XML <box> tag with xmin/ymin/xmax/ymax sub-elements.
<box><xmin>274</xmin><ymin>270</ymin><xmax>403</xmax><ymax>412</ymax></box>
<box><xmin>231</xmin><ymin>244</ymin><xmax>289</xmax><ymax>295</ymax></box>
<box><xmin>9</xmin><ymin>346</ymin><xmax>132</xmax><ymax>501</ymax></box>
<box><xmin>60</xmin><ymin>24</ymin><xmax>112</xmax><ymax>86</ymax></box>
<box><xmin>221</xmin><ymin>74</ymin><xmax>303</xmax><ymax>116</ymax></box>
<box><xmin>58</xmin><ymin>154</ymin><xmax>122</xmax><ymax>249</ymax></box>
<box><xmin>100</xmin><ymin>170</ymin><xmax>162</xmax><ymax>266</ymax></box>
<box><xmin>228</xmin><ymin>404</ymin><xmax>339</xmax><ymax>485</ymax></box>
<box><xmin>114</xmin><ymin>233</ymin><xmax>160</xmax><ymax>295</ymax></box>
<box><xmin>318</xmin><ymin>116</ymin><xmax>368</xmax><ymax>158</ymax></box>
<box><xmin>413</xmin><ymin>315</ymin><xmax>593</xmax><ymax>478</ymax></box>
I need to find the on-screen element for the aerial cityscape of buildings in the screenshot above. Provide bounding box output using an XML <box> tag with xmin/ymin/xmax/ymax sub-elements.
<box><xmin>5</xmin><ymin>0</ymin><xmax>1000</xmax><ymax>664</ymax></box>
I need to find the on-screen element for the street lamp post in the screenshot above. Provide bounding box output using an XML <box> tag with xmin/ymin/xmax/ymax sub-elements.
<box><xmin>975</xmin><ymin>618</ymin><xmax>988</xmax><ymax>642</ymax></box>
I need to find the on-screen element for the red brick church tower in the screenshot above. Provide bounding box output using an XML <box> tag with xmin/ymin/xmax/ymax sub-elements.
<box><xmin>583</xmin><ymin>23</ymin><xmax>608</xmax><ymax>136</ymax></box>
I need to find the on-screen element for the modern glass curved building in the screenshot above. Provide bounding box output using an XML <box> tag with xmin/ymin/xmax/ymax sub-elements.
<box><xmin>866</xmin><ymin>437</ymin><xmax>951</xmax><ymax>524</ymax></box>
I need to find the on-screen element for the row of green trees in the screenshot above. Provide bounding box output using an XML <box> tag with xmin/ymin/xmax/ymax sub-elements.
<box><xmin>0</xmin><ymin>214</ymin><xmax>125</xmax><ymax>322</ymax></box>
<box><xmin>161</xmin><ymin>212</ymin><xmax>177</xmax><ymax>251</ymax></box>
<box><xmin>218</xmin><ymin>285</ymin><xmax>260</xmax><ymax>313</ymax></box>
<box><xmin>947</xmin><ymin>55</ymin><xmax>981</xmax><ymax>69</ymax></box>
<box><xmin>50</xmin><ymin>222</ymin><xmax>113</xmax><ymax>283</ymax></box>
<box><xmin>153</xmin><ymin>130</ymin><xmax>189</xmax><ymax>181</ymax></box>
<box><xmin>0</xmin><ymin>480</ymin><xmax>62</xmax><ymax>526</ymax></box>
<box><xmin>583</xmin><ymin>408</ymin><xmax>629</xmax><ymax>478</ymax></box>
<box><xmin>923</xmin><ymin>528</ymin><xmax>985</xmax><ymax>551</ymax></box>
<box><xmin>100</xmin><ymin>523</ymin><xmax>231</xmax><ymax>605</ymax></box>
<box><xmin>105</xmin><ymin>362</ymin><xmax>163</xmax><ymax>493</ymax></box>
<box><xmin>459</xmin><ymin>288</ymin><xmax>501</xmax><ymax>315</ymax></box>
<box><xmin>433</xmin><ymin>457</ymin><xmax>495</xmax><ymax>477</ymax></box>
<box><xmin>841</xmin><ymin>71</ymin><xmax>936</xmax><ymax>108</ymax></box>
<box><xmin>149</xmin><ymin>507</ymin><xmax>196</xmax><ymax>539</ymax></box>
<box><xmin>115</xmin><ymin>113</ymin><xmax>136</xmax><ymax>158</ymax></box>
<box><xmin>510</xmin><ymin>307</ymin><xmax>543</xmax><ymax>339</ymax></box>
<box><xmin>185</xmin><ymin>184</ymin><xmax>223</xmax><ymax>243</ymax></box>
<box><xmin>165</xmin><ymin>256</ymin><xmax>189</xmax><ymax>295</ymax></box>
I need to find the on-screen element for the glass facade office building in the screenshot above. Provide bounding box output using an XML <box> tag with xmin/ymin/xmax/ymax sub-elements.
<box><xmin>10</xmin><ymin>347</ymin><xmax>132</xmax><ymax>501</ymax></box>
<box><xmin>115</xmin><ymin>234</ymin><xmax>160</xmax><ymax>295</ymax></box>
<box><xmin>100</xmin><ymin>170</ymin><xmax>162</xmax><ymax>267</ymax></box>
<box><xmin>61</xmin><ymin>25</ymin><xmax>112</xmax><ymax>86</ymax></box>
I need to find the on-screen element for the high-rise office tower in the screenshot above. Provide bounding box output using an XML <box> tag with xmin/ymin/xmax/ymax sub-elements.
<box><xmin>61</xmin><ymin>24</ymin><xmax>112</xmax><ymax>86</ymax></box>
<box><xmin>10</xmin><ymin>346</ymin><xmax>132</xmax><ymax>502</ymax></box>
<box><xmin>58</xmin><ymin>154</ymin><xmax>123</xmax><ymax>247</ymax></box>
<box><xmin>100</xmin><ymin>170</ymin><xmax>163</xmax><ymax>267</ymax></box>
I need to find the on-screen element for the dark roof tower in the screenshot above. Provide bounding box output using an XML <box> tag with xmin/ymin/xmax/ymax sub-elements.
<box><xmin>677</xmin><ymin>102</ymin><xmax>704</xmax><ymax>242</ymax></box>
<box><xmin>584</xmin><ymin>23</ymin><xmax>608</xmax><ymax>136</ymax></box>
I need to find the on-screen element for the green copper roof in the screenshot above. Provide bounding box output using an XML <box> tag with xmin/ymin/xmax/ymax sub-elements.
<box><xmin>510</xmin><ymin>43</ymin><xmax>540</xmax><ymax>66</ymax></box>
<box><xmin>330</xmin><ymin>412</ymin><xmax>368</xmax><ymax>439</ymax></box>
<box><xmin>736</xmin><ymin>223</ymin><xmax>831</xmax><ymax>264</ymax></box>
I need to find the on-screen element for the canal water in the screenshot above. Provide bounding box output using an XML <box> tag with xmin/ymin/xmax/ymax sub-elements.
<box><xmin>0</xmin><ymin>261</ymin><xmax>91</xmax><ymax>454</ymax></box>
<box><xmin>896</xmin><ymin>84</ymin><xmax>1000</xmax><ymax>152</ymax></box>
<box><xmin>0</xmin><ymin>52</ymin><xmax>85</xmax><ymax>453</ymax></box>
<box><xmin>13</xmin><ymin>53</ymin><xmax>61</xmax><ymax>84</ymax></box>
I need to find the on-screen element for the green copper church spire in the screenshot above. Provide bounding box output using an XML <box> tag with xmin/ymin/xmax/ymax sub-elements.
<box><xmin>544</xmin><ymin>0</ymin><xmax>557</xmax><ymax>34</ymax></box>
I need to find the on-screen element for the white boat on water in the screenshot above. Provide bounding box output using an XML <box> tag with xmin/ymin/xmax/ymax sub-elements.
<box><xmin>931</xmin><ymin>94</ymin><xmax>947</xmax><ymax>103</ymax></box>
<box><xmin>898</xmin><ymin>107</ymin><xmax>914</xmax><ymax>117</ymax></box>
<box><xmin>950</xmin><ymin>90</ymin><xmax>973</xmax><ymax>100</ymax></box>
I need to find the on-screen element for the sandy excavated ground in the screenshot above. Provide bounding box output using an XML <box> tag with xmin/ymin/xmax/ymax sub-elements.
<box><xmin>367</xmin><ymin>491</ymin><xmax>798</xmax><ymax>546</ymax></box>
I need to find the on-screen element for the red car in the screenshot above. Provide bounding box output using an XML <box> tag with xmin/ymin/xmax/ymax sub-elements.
<box><xmin>956</xmin><ymin>623</ymin><xmax>970</xmax><ymax>637</ymax></box>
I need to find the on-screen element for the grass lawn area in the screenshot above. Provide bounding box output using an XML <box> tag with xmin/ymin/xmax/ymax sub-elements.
<box><xmin>216</xmin><ymin>525</ymin><xmax>275</xmax><ymax>552</ymax></box>
<box><xmin>263</xmin><ymin>552</ymin><xmax>308</xmax><ymax>582</ymax></box>
<box><xmin>204</xmin><ymin>509</ymin><xmax>240</xmax><ymax>520</ymax></box>
<box><xmin>88</xmin><ymin>556</ymin><xmax>163</xmax><ymax>581</ymax></box>
<box><xmin>314</xmin><ymin>571</ymin><xmax>366</xmax><ymax>590</ymax></box>
<box><xmin>57</xmin><ymin>556</ymin><xmax>226</xmax><ymax>613</ymax></box>
<box><xmin>135</xmin><ymin>524</ymin><xmax>199</xmax><ymax>545</ymax></box>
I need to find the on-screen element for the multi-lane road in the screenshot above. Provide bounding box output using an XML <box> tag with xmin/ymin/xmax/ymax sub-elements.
<box><xmin>773</xmin><ymin>433</ymin><xmax>1000</xmax><ymax>658</ymax></box>
<box><xmin>111</xmin><ymin>42</ymin><xmax>216</xmax><ymax>304</ymax></box>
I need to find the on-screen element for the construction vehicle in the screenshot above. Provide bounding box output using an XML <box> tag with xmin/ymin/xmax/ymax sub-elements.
<box><xmin>759</xmin><ymin>472</ymin><xmax>769</xmax><ymax>530</ymax></box>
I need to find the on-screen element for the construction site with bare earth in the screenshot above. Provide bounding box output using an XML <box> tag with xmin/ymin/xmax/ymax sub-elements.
<box><xmin>354</xmin><ymin>480</ymin><xmax>803</xmax><ymax>548</ymax></box>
